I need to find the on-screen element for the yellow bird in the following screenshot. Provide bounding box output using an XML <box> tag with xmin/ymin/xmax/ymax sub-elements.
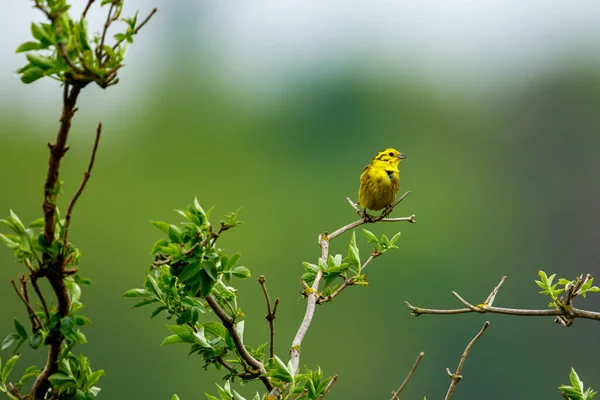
<box><xmin>358</xmin><ymin>148</ymin><xmax>407</xmax><ymax>212</ymax></box>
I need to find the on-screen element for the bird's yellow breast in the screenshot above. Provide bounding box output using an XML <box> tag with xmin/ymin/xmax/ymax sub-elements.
<box><xmin>358</xmin><ymin>165</ymin><xmax>400</xmax><ymax>211</ymax></box>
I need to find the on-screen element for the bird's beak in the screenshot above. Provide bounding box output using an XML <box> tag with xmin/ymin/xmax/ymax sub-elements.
<box><xmin>398</xmin><ymin>153</ymin><xmax>407</xmax><ymax>159</ymax></box>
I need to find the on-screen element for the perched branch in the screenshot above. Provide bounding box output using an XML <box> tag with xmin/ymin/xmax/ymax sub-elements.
<box><xmin>445</xmin><ymin>321</ymin><xmax>490</xmax><ymax>400</ymax></box>
<box><xmin>289</xmin><ymin>193</ymin><xmax>414</xmax><ymax>376</ymax></box>
<box><xmin>204</xmin><ymin>295</ymin><xmax>273</xmax><ymax>391</ymax></box>
<box><xmin>64</xmin><ymin>122</ymin><xmax>102</xmax><ymax>245</ymax></box>
<box><xmin>317</xmin><ymin>249</ymin><xmax>380</xmax><ymax>304</ymax></box>
<box><xmin>405</xmin><ymin>276</ymin><xmax>600</xmax><ymax>324</ymax></box>
<box><xmin>318</xmin><ymin>374</ymin><xmax>338</xmax><ymax>399</ymax></box>
<box><xmin>390</xmin><ymin>351</ymin><xmax>424</xmax><ymax>400</ymax></box>
<box><xmin>258</xmin><ymin>275</ymin><xmax>279</xmax><ymax>359</ymax></box>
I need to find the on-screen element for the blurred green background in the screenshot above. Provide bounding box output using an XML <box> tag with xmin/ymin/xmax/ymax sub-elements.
<box><xmin>2</xmin><ymin>1</ymin><xmax>600</xmax><ymax>399</ymax></box>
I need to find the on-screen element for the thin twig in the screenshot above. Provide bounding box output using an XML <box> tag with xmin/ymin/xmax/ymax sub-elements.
<box><xmin>10</xmin><ymin>278</ymin><xmax>42</xmax><ymax>331</ymax></box>
<box><xmin>112</xmin><ymin>8</ymin><xmax>158</xmax><ymax>51</ymax></box>
<box><xmin>64</xmin><ymin>122</ymin><xmax>102</xmax><ymax>245</ymax></box>
<box><xmin>390</xmin><ymin>352</ymin><xmax>424</xmax><ymax>400</ymax></box>
<box><xmin>258</xmin><ymin>275</ymin><xmax>279</xmax><ymax>359</ymax></box>
<box><xmin>317</xmin><ymin>374</ymin><xmax>338</xmax><ymax>399</ymax></box>
<box><xmin>204</xmin><ymin>295</ymin><xmax>273</xmax><ymax>391</ymax></box>
<box><xmin>445</xmin><ymin>321</ymin><xmax>490</xmax><ymax>400</ymax></box>
<box><xmin>405</xmin><ymin>276</ymin><xmax>600</xmax><ymax>323</ymax></box>
<box><xmin>97</xmin><ymin>3</ymin><xmax>117</xmax><ymax>64</ymax></box>
<box><xmin>82</xmin><ymin>0</ymin><xmax>95</xmax><ymax>19</ymax></box>
<box><xmin>30</xmin><ymin>273</ymin><xmax>49</xmax><ymax>320</ymax></box>
<box><xmin>293</xmin><ymin>389</ymin><xmax>308</xmax><ymax>400</ymax></box>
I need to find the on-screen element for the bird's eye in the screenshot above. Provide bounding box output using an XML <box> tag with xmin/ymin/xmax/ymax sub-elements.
<box><xmin>388</xmin><ymin>152</ymin><xmax>394</xmax><ymax>157</ymax></box>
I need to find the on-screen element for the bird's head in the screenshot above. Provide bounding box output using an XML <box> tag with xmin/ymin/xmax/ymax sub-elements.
<box><xmin>373</xmin><ymin>148</ymin><xmax>407</xmax><ymax>167</ymax></box>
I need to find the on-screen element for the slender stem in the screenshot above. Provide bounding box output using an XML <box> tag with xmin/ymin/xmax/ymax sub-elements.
<box><xmin>258</xmin><ymin>275</ymin><xmax>279</xmax><ymax>359</ymax></box>
<box><xmin>112</xmin><ymin>8</ymin><xmax>158</xmax><ymax>51</ymax></box>
<box><xmin>318</xmin><ymin>374</ymin><xmax>338</xmax><ymax>399</ymax></box>
<box><xmin>10</xmin><ymin>278</ymin><xmax>42</xmax><ymax>331</ymax></box>
<box><xmin>64</xmin><ymin>122</ymin><xmax>102</xmax><ymax>245</ymax></box>
<box><xmin>405</xmin><ymin>275</ymin><xmax>600</xmax><ymax>322</ymax></box>
<box><xmin>445</xmin><ymin>321</ymin><xmax>490</xmax><ymax>400</ymax></box>
<box><xmin>30</xmin><ymin>273</ymin><xmax>49</xmax><ymax>320</ymax></box>
<box><xmin>390</xmin><ymin>351</ymin><xmax>424</xmax><ymax>400</ymax></box>
<box><xmin>82</xmin><ymin>0</ymin><xmax>95</xmax><ymax>19</ymax></box>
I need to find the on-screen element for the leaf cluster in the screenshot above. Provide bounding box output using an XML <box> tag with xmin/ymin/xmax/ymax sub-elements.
<box><xmin>125</xmin><ymin>200</ymin><xmax>261</xmax><ymax>380</ymax></box>
<box><xmin>16</xmin><ymin>0</ymin><xmax>153</xmax><ymax>87</ymax></box>
<box><xmin>536</xmin><ymin>271</ymin><xmax>600</xmax><ymax>309</ymax></box>
<box><xmin>560</xmin><ymin>368</ymin><xmax>597</xmax><ymax>400</ymax></box>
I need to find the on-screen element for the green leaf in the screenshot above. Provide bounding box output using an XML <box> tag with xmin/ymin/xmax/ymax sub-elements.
<box><xmin>16</xmin><ymin>41</ymin><xmax>42</xmax><ymax>53</ymax></box>
<box><xmin>150</xmin><ymin>305</ymin><xmax>168</xmax><ymax>319</ymax></box>
<box><xmin>26</xmin><ymin>53</ymin><xmax>55</xmax><ymax>69</ymax></box>
<box><xmin>30</xmin><ymin>23</ymin><xmax>49</xmax><ymax>42</ymax></box>
<box><xmin>202</xmin><ymin>261</ymin><xmax>218</xmax><ymax>280</ymax></box>
<box><xmin>1</xmin><ymin>354</ymin><xmax>21</xmax><ymax>383</ymax></box>
<box><xmin>231</xmin><ymin>266</ymin><xmax>250</xmax><ymax>279</ymax></box>
<box><xmin>151</xmin><ymin>239</ymin><xmax>169</xmax><ymax>255</ymax></box>
<box><xmin>161</xmin><ymin>335</ymin><xmax>185</xmax><ymax>345</ymax></box>
<box><xmin>20</xmin><ymin>66</ymin><xmax>45</xmax><ymax>84</ymax></box>
<box><xmin>123</xmin><ymin>288</ymin><xmax>149</xmax><ymax>298</ymax></box>
<box><xmin>48</xmin><ymin>373</ymin><xmax>74</xmax><ymax>386</ymax></box>
<box><xmin>168</xmin><ymin>225</ymin><xmax>183</xmax><ymax>243</ymax></box>
<box><xmin>171</xmin><ymin>395</ymin><xmax>181</xmax><ymax>400</ymax></box>
<box><xmin>150</xmin><ymin>221</ymin><xmax>170</xmax><ymax>234</ymax></box>
<box><xmin>570</xmin><ymin>368</ymin><xmax>584</xmax><ymax>393</ymax></box>
<box><xmin>87</xmin><ymin>370</ymin><xmax>105</xmax><ymax>387</ymax></box>
<box><xmin>389</xmin><ymin>232</ymin><xmax>402</xmax><ymax>246</ymax></box>
<box><xmin>0</xmin><ymin>234</ymin><xmax>20</xmax><ymax>249</ymax></box>
<box><xmin>28</xmin><ymin>334</ymin><xmax>43</xmax><ymax>349</ymax></box>
<box><xmin>13</xmin><ymin>318</ymin><xmax>27</xmax><ymax>338</ymax></box>
<box><xmin>362</xmin><ymin>229</ymin><xmax>378</xmax><ymax>244</ymax></box>
<box><xmin>1</xmin><ymin>333</ymin><xmax>20</xmax><ymax>351</ymax></box>
<box><xmin>348</xmin><ymin>232</ymin><xmax>361</xmax><ymax>267</ymax></box>
<box><xmin>179</xmin><ymin>261</ymin><xmax>201</xmax><ymax>282</ymax></box>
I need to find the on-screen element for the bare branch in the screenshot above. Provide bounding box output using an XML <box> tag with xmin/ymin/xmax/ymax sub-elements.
<box><xmin>258</xmin><ymin>275</ymin><xmax>279</xmax><ymax>359</ymax></box>
<box><xmin>64</xmin><ymin>122</ymin><xmax>102</xmax><ymax>245</ymax></box>
<box><xmin>318</xmin><ymin>374</ymin><xmax>338</xmax><ymax>399</ymax></box>
<box><xmin>11</xmin><ymin>277</ymin><xmax>42</xmax><ymax>332</ymax></box>
<box><xmin>390</xmin><ymin>351</ymin><xmax>424</xmax><ymax>400</ymax></box>
<box><xmin>445</xmin><ymin>321</ymin><xmax>490</xmax><ymax>400</ymax></box>
<box><xmin>405</xmin><ymin>275</ymin><xmax>600</xmax><ymax>324</ymax></box>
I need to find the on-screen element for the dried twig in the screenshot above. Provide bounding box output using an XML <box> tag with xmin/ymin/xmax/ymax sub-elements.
<box><xmin>258</xmin><ymin>275</ymin><xmax>280</xmax><ymax>359</ymax></box>
<box><xmin>390</xmin><ymin>352</ymin><xmax>424</xmax><ymax>400</ymax></box>
<box><xmin>445</xmin><ymin>321</ymin><xmax>490</xmax><ymax>400</ymax></box>
<box><xmin>64</xmin><ymin>122</ymin><xmax>102</xmax><ymax>245</ymax></box>
<box><xmin>405</xmin><ymin>276</ymin><xmax>600</xmax><ymax>324</ymax></box>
